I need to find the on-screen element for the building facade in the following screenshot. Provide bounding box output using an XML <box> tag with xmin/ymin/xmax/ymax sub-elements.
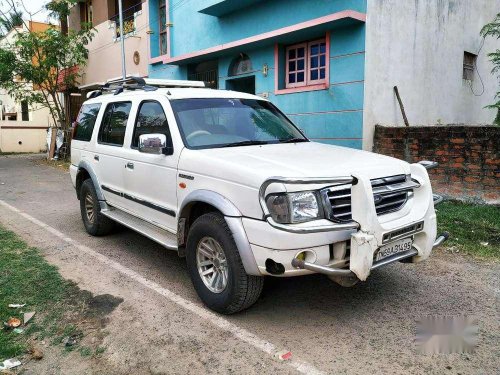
<box><xmin>146</xmin><ymin>0</ymin><xmax>499</xmax><ymax>150</ymax></box>
<box><xmin>67</xmin><ymin>0</ymin><xmax>151</xmax><ymax>123</ymax></box>
<box><xmin>0</xmin><ymin>21</ymin><xmax>53</xmax><ymax>152</ymax></box>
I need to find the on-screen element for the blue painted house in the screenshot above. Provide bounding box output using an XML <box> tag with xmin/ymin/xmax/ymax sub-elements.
<box><xmin>148</xmin><ymin>0</ymin><xmax>367</xmax><ymax>149</ymax></box>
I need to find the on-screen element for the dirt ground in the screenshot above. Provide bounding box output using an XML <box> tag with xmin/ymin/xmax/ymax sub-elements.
<box><xmin>0</xmin><ymin>154</ymin><xmax>499</xmax><ymax>374</ymax></box>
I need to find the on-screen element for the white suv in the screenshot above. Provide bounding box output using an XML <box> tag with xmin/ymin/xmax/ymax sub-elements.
<box><xmin>70</xmin><ymin>78</ymin><xmax>447</xmax><ymax>314</ymax></box>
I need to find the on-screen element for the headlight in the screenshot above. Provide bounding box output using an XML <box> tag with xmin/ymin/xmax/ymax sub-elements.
<box><xmin>266</xmin><ymin>191</ymin><xmax>321</xmax><ymax>224</ymax></box>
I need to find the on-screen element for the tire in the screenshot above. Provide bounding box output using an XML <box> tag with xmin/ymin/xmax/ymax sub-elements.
<box><xmin>79</xmin><ymin>179</ymin><xmax>114</xmax><ymax>236</ymax></box>
<box><xmin>186</xmin><ymin>212</ymin><xmax>264</xmax><ymax>314</ymax></box>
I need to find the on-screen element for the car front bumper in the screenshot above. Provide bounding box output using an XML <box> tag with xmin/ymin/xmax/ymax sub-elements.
<box><xmin>243</xmin><ymin>162</ymin><xmax>446</xmax><ymax>279</ymax></box>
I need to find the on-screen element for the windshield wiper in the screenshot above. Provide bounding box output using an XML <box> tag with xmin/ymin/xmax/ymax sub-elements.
<box><xmin>279</xmin><ymin>137</ymin><xmax>308</xmax><ymax>143</ymax></box>
<box><xmin>220</xmin><ymin>140</ymin><xmax>270</xmax><ymax>148</ymax></box>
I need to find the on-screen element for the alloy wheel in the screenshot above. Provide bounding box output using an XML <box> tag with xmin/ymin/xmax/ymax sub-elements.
<box><xmin>196</xmin><ymin>236</ymin><xmax>229</xmax><ymax>293</ymax></box>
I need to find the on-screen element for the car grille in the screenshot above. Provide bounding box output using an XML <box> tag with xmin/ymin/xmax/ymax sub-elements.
<box><xmin>324</xmin><ymin>175</ymin><xmax>416</xmax><ymax>222</ymax></box>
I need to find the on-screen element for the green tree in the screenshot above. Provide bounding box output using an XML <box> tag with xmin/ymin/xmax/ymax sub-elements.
<box><xmin>480</xmin><ymin>13</ymin><xmax>500</xmax><ymax>125</ymax></box>
<box><xmin>0</xmin><ymin>0</ymin><xmax>94</xmax><ymax>129</ymax></box>
<box><xmin>0</xmin><ymin>9</ymin><xmax>23</xmax><ymax>36</ymax></box>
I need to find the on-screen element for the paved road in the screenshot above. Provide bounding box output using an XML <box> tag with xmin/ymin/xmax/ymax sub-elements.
<box><xmin>0</xmin><ymin>154</ymin><xmax>498</xmax><ymax>374</ymax></box>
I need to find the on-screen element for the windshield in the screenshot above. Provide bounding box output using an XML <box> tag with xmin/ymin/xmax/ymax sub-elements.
<box><xmin>170</xmin><ymin>98</ymin><xmax>307</xmax><ymax>149</ymax></box>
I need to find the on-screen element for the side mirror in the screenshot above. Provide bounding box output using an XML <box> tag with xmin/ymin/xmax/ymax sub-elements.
<box><xmin>138</xmin><ymin>133</ymin><xmax>173</xmax><ymax>155</ymax></box>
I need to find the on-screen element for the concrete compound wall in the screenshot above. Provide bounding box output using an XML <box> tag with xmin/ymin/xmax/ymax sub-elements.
<box><xmin>0</xmin><ymin>122</ymin><xmax>48</xmax><ymax>153</ymax></box>
<box><xmin>363</xmin><ymin>0</ymin><xmax>499</xmax><ymax>150</ymax></box>
<box><xmin>373</xmin><ymin>125</ymin><xmax>499</xmax><ymax>204</ymax></box>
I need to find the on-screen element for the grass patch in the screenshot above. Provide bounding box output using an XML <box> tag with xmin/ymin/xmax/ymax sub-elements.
<box><xmin>436</xmin><ymin>201</ymin><xmax>500</xmax><ymax>259</ymax></box>
<box><xmin>0</xmin><ymin>225</ymin><xmax>110</xmax><ymax>362</ymax></box>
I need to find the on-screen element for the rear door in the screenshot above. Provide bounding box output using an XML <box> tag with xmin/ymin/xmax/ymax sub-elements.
<box><xmin>120</xmin><ymin>99</ymin><xmax>178</xmax><ymax>232</ymax></box>
<box><xmin>94</xmin><ymin>101</ymin><xmax>133</xmax><ymax>210</ymax></box>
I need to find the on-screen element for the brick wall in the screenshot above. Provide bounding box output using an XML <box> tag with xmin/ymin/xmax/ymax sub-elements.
<box><xmin>373</xmin><ymin>125</ymin><xmax>499</xmax><ymax>204</ymax></box>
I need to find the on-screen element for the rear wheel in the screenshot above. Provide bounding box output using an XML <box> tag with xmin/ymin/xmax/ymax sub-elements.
<box><xmin>186</xmin><ymin>212</ymin><xmax>264</xmax><ymax>314</ymax></box>
<box><xmin>79</xmin><ymin>179</ymin><xmax>114</xmax><ymax>236</ymax></box>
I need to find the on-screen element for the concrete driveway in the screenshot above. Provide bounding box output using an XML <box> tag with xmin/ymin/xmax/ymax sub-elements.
<box><xmin>0</xmin><ymin>154</ymin><xmax>498</xmax><ymax>374</ymax></box>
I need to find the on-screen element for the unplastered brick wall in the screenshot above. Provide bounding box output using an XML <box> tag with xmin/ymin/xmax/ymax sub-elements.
<box><xmin>373</xmin><ymin>125</ymin><xmax>499</xmax><ymax>204</ymax></box>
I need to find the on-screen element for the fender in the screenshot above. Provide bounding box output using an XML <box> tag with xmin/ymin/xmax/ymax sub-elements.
<box><xmin>179</xmin><ymin>189</ymin><xmax>242</xmax><ymax>218</ymax></box>
<box><xmin>77</xmin><ymin>160</ymin><xmax>105</xmax><ymax>201</ymax></box>
<box><xmin>179</xmin><ymin>190</ymin><xmax>260</xmax><ymax>276</ymax></box>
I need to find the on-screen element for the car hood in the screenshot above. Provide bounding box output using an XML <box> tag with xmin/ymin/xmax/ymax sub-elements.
<box><xmin>179</xmin><ymin>142</ymin><xmax>410</xmax><ymax>189</ymax></box>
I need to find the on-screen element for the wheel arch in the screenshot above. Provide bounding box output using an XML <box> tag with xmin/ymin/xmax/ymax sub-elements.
<box><xmin>178</xmin><ymin>190</ymin><xmax>260</xmax><ymax>276</ymax></box>
<box><xmin>76</xmin><ymin>160</ymin><xmax>105</xmax><ymax>201</ymax></box>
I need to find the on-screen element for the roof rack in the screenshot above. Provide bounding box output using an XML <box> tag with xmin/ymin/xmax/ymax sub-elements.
<box><xmin>87</xmin><ymin>76</ymin><xmax>206</xmax><ymax>99</ymax></box>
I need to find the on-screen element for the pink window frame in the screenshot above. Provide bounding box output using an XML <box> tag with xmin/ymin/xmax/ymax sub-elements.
<box><xmin>307</xmin><ymin>38</ymin><xmax>327</xmax><ymax>85</ymax></box>
<box><xmin>276</xmin><ymin>32</ymin><xmax>330</xmax><ymax>95</ymax></box>
<box><xmin>159</xmin><ymin>0</ymin><xmax>169</xmax><ymax>56</ymax></box>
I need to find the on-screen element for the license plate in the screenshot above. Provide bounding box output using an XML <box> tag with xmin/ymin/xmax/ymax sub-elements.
<box><xmin>375</xmin><ymin>237</ymin><xmax>413</xmax><ymax>262</ymax></box>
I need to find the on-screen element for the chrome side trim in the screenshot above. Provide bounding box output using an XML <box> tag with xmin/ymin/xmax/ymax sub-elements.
<box><xmin>225</xmin><ymin>217</ymin><xmax>261</xmax><ymax>276</ymax></box>
<box><xmin>78</xmin><ymin>160</ymin><xmax>105</xmax><ymax>201</ymax></box>
<box><xmin>258</xmin><ymin>176</ymin><xmax>359</xmax><ymax>233</ymax></box>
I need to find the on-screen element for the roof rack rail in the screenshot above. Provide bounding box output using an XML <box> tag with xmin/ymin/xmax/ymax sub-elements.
<box><xmin>85</xmin><ymin>77</ymin><xmax>206</xmax><ymax>99</ymax></box>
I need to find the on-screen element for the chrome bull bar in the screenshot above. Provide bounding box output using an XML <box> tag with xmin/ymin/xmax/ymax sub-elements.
<box><xmin>291</xmin><ymin>232</ymin><xmax>449</xmax><ymax>277</ymax></box>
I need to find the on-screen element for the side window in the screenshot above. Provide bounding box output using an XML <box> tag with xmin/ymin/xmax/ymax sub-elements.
<box><xmin>97</xmin><ymin>101</ymin><xmax>132</xmax><ymax>146</ymax></box>
<box><xmin>131</xmin><ymin>101</ymin><xmax>171</xmax><ymax>148</ymax></box>
<box><xmin>73</xmin><ymin>103</ymin><xmax>101</xmax><ymax>141</ymax></box>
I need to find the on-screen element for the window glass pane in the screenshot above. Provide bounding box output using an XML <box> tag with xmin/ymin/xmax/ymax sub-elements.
<box><xmin>320</xmin><ymin>54</ymin><xmax>326</xmax><ymax>67</ymax></box>
<box><xmin>132</xmin><ymin>101</ymin><xmax>169</xmax><ymax>147</ymax></box>
<box><xmin>297</xmin><ymin>47</ymin><xmax>305</xmax><ymax>58</ymax></box>
<box><xmin>310</xmin><ymin>44</ymin><xmax>319</xmax><ymax>56</ymax></box>
<box><xmin>98</xmin><ymin>102</ymin><xmax>131</xmax><ymax>146</ymax></box>
<box><xmin>311</xmin><ymin>56</ymin><xmax>318</xmax><ymax>68</ymax></box>
<box><xmin>288</xmin><ymin>60</ymin><xmax>296</xmax><ymax>72</ymax></box>
<box><xmin>288</xmin><ymin>49</ymin><xmax>295</xmax><ymax>59</ymax></box>
<box><xmin>170</xmin><ymin>99</ymin><xmax>305</xmax><ymax>149</ymax></box>
<box><xmin>297</xmin><ymin>59</ymin><xmax>304</xmax><ymax>70</ymax></box>
<box><xmin>159</xmin><ymin>7</ymin><xmax>166</xmax><ymax>30</ymax></box>
<box><xmin>74</xmin><ymin>103</ymin><xmax>101</xmax><ymax>142</ymax></box>
<box><xmin>320</xmin><ymin>42</ymin><xmax>326</xmax><ymax>54</ymax></box>
<box><xmin>320</xmin><ymin>68</ymin><xmax>325</xmax><ymax>79</ymax></box>
<box><xmin>160</xmin><ymin>34</ymin><xmax>168</xmax><ymax>55</ymax></box>
<box><xmin>310</xmin><ymin>69</ymin><xmax>318</xmax><ymax>81</ymax></box>
<box><xmin>289</xmin><ymin>73</ymin><xmax>295</xmax><ymax>83</ymax></box>
<box><xmin>297</xmin><ymin>71</ymin><xmax>304</xmax><ymax>82</ymax></box>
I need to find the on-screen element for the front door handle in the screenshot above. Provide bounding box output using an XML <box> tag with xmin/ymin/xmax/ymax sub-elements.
<box><xmin>126</xmin><ymin>162</ymin><xmax>134</xmax><ymax>170</ymax></box>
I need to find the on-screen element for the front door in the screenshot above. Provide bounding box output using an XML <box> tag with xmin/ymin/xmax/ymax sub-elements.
<box><xmin>120</xmin><ymin>99</ymin><xmax>178</xmax><ymax>232</ymax></box>
<box><xmin>226</xmin><ymin>76</ymin><xmax>255</xmax><ymax>95</ymax></box>
<box><xmin>94</xmin><ymin>101</ymin><xmax>132</xmax><ymax>210</ymax></box>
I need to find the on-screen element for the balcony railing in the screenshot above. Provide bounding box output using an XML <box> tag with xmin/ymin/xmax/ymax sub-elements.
<box><xmin>110</xmin><ymin>2</ymin><xmax>142</xmax><ymax>39</ymax></box>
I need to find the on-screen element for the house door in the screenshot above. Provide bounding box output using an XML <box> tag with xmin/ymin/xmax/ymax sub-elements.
<box><xmin>226</xmin><ymin>76</ymin><xmax>255</xmax><ymax>95</ymax></box>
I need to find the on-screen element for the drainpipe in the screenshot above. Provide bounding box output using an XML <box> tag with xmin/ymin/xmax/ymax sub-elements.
<box><xmin>118</xmin><ymin>0</ymin><xmax>126</xmax><ymax>79</ymax></box>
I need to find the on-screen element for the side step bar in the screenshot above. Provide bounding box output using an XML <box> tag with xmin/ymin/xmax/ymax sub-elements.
<box><xmin>291</xmin><ymin>232</ymin><xmax>449</xmax><ymax>277</ymax></box>
<box><xmin>101</xmin><ymin>207</ymin><xmax>178</xmax><ymax>250</ymax></box>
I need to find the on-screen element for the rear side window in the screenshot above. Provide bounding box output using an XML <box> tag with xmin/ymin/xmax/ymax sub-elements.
<box><xmin>98</xmin><ymin>102</ymin><xmax>132</xmax><ymax>146</ymax></box>
<box><xmin>131</xmin><ymin>101</ymin><xmax>170</xmax><ymax>148</ymax></box>
<box><xmin>73</xmin><ymin>103</ymin><xmax>101</xmax><ymax>141</ymax></box>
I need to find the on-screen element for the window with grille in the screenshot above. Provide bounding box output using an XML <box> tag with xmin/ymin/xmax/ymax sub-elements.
<box><xmin>159</xmin><ymin>0</ymin><xmax>168</xmax><ymax>55</ymax></box>
<box><xmin>463</xmin><ymin>52</ymin><xmax>477</xmax><ymax>81</ymax></box>
<box><xmin>285</xmin><ymin>39</ymin><xmax>327</xmax><ymax>89</ymax></box>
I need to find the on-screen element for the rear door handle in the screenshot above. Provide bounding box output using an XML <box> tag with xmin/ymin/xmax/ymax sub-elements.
<box><xmin>126</xmin><ymin>162</ymin><xmax>134</xmax><ymax>170</ymax></box>
<box><xmin>94</xmin><ymin>155</ymin><xmax>99</xmax><ymax>161</ymax></box>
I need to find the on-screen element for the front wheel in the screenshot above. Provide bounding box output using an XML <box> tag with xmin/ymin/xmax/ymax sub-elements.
<box><xmin>79</xmin><ymin>179</ymin><xmax>114</xmax><ymax>236</ymax></box>
<box><xmin>186</xmin><ymin>213</ymin><xmax>264</xmax><ymax>314</ymax></box>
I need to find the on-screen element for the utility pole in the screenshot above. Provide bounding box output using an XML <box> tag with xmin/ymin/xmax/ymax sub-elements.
<box><xmin>118</xmin><ymin>0</ymin><xmax>126</xmax><ymax>79</ymax></box>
